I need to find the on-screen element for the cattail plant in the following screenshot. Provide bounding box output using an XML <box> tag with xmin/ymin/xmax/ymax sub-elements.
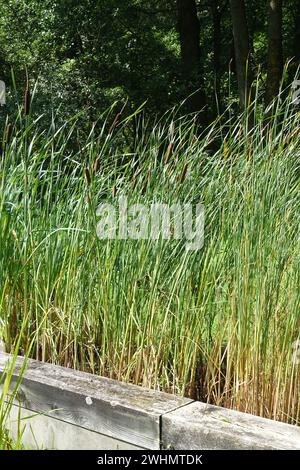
<box><xmin>0</xmin><ymin>96</ymin><xmax>299</xmax><ymax>427</ymax></box>
<box><xmin>178</xmin><ymin>163</ymin><xmax>188</xmax><ymax>184</ymax></box>
<box><xmin>109</xmin><ymin>112</ymin><xmax>122</xmax><ymax>134</ymax></box>
<box><xmin>24</xmin><ymin>86</ymin><xmax>31</xmax><ymax>116</ymax></box>
<box><xmin>84</xmin><ymin>167</ymin><xmax>91</xmax><ymax>185</ymax></box>
<box><xmin>164</xmin><ymin>142</ymin><xmax>174</xmax><ymax>165</ymax></box>
<box><xmin>5</xmin><ymin>123</ymin><xmax>13</xmax><ymax>145</ymax></box>
<box><xmin>132</xmin><ymin>178</ymin><xmax>137</xmax><ymax>190</ymax></box>
<box><xmin>93</xmin><ymin>157</ymin><xmax>101</xmax><ymax>174</ymax></box>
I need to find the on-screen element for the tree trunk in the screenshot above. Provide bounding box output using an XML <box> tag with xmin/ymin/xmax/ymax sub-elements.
<box><xmin>209</xmin><ymin>1</ymin><xmax>228</xmax><ymax>105</ymax></box>
<box><xmin>210</xmin><ymin>0</ymin><xmax>222</xmax><ymax>101</ymax></box>
<box><xmin>229</xmin><ymin>0</ymin><xmax>252</xmax><ymax>110</ymax></box>
<box><xmin>177</xmin><ymin>0</ymin><xmax>206</xmax><ymax>117</ymax></box>
<box><xmin>265</xmin><ymin>0</ymin><xmax>283</xmax><ymax>106</ymax></box>
<box><xmin>293</xmin><ymin>2</ymin><xmax>300</xmax><ymax>64</ymax></box>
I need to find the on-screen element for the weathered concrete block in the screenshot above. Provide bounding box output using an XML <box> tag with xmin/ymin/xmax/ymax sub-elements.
<box><xmin>161</xmin><ymin>401</ymin><xmax>300</xmax><ymax>450</ymax></box>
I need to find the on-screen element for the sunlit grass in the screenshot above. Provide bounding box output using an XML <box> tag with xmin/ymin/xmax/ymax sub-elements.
<box><xmin>0</xmin><ymin>332</ymin><xmax>29</xmax><ymax>450</ymax></box>
<box><xmin>0</xmin><ymin>92</ymin><xmax>299</xmax><ymax>425</ymax></box>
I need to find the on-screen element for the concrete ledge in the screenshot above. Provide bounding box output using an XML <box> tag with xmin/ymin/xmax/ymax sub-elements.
<box><xmin>1</xmin><ymin>352</ymin><xmax>300</xmax><ymax>450</ymax></box>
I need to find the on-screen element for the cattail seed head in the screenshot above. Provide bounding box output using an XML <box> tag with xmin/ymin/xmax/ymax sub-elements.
<box><xmin>179</xmin><ymin>163</ymin><xmax>188</xmax><ymax>184</ymax></box>
<box><xmin>109</xmin><ymin>112</ymin><xmax>122</xmax><ymax>134</ymax></box>
<box><xmin>5</xmin><ymin>123</ymin><xmax>13</xmax><ymax>145</ymax></box>
<box><xmin>93</xmin><ymin>157</ymin><xmax>101</xmax><ymax>173</ymax></box>
<box><xmin>141</xmin><ymin>179</ymin><xmax>148</xmax><ymax>195</ymax></box>
<box><xmin>164</xmin><ymin>143</ymin><xmax>173</xmax><ymax>165</ymax></box>
<box><xmin>141</xmin><ymin>170</ymin><xmax>151</xmax><ymax>195</ymax></box>
<box><xmin>24</xmin><ymin>86</ymin><xmax>31</xmax><ymax>116</ymax></box>
<box><xmin>84</xmin><ymin>167</ymin><xmax>91</xmax><ymax>185</ymax></box>
<box><xmin>132</xmin><ymin>178</ymin><xmax>137</xmax><ymax>190</ymax></box>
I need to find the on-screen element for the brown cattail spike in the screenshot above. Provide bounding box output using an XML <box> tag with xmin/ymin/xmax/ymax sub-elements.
<box><xmin>84</xmin><ymin>167</ymin><xmax>91</xmax><ymax>185</ymax></box>
<box><xmin>179</xmin><ymin>163</ymin><xmax>188</xmax><ymax>184</ymax></box>
<box><xmin>132</xmin><ymin>178</ymin><xmax>137</xmax><ymax>190</ymax></box>
<box><xmin>164</xmin><ymin>143</ymin><xmax>173</xmax><ymax>165</ymax></box>
<box><xmin>5</xmin><ymin>123</ymin><xmax>13</xmax><ymax>145</ymax></box>
<box><xmin>93</xmin><ymin>157</ymin><xmax>101</xmax><ymax>174</ymax></box>
<box><xmin>141</xmin><ymin>170</ymin><xmax>151</xmax><ymax>195</ymax></box>
<box><xmin>109</xmin><ymin>112</ymin><xmax>122</xmax><ymax>134</ymax></box>
<box><xmin>141</xmin><ymin>179</ymin><xmax>148</xmax><ymax>195</ymax></box>
<box><xmin>24</xmin><ymin>86</ymin><xmax>31</xmax><ymax>116</ymax></box>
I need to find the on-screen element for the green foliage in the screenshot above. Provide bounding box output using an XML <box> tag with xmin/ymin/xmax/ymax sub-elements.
<box><xmin>0</xmin><ymin>94</ymin><xmax>299</xmax><ymax>424</ymax></box>
<box><xmin>0</xmin><ymin>0</ymin><xmax>182</xmax><ymax>123</ymax></box>
<box><xmin>0</xmin><ymin>0</ymin><xmax>299</xmax><ymax>435</ymax></box>
<box><xmin>0</xmin><ymin>0</ymin><xmax>299</xmax><ymax>123</ymax></box>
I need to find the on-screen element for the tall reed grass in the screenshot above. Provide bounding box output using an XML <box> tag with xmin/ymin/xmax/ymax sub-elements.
<box><xmin>0</xmin><ymin>331</ymin><xmax>30</xmax><ymax>450</ymax></box>
<box><xmin>0</xmin><ymin>91</ymin><xmax>299</xmax><ymax>425</ymax></box>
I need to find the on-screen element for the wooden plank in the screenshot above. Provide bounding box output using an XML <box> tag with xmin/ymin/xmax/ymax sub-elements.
<box><xmin>3</xmin><ymin>352</ymin><xmax>299</xmax><ymax>450</ymax></box>
<box><xmin>0</xmin><ymin>352</ymin><xmax>191</xmax><ymax>449</ymax></box>
<box><xmin>162</xmin><ymin>401</ymin><xmax>300</xmax><ymax>450</ymax></box>
<box><xmin>8</xmin><ymin>404</ymin><xmax>143</xmax><ymax>450</ymax></box>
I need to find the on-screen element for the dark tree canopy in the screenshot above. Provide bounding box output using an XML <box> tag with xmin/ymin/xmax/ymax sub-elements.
<box><xmin>0</xmin><ymin>0</ymin><xmax>299</xmax><ymax>124</ymax></box>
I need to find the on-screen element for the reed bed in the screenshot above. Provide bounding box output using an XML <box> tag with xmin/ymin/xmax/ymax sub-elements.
<box><xmin>0</xmin><ymin>95</ymin><xmax>299</xmax><ymax>425</ymax></box>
